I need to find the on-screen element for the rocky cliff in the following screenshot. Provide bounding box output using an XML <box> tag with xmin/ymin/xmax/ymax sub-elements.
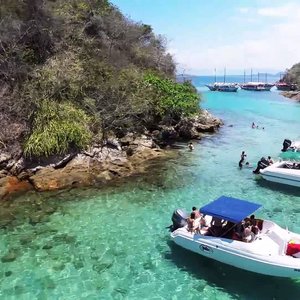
<box><xmin>0</xmin><ymin>110</ymin><xmax>222</xmax><ymax>199</ymax></box>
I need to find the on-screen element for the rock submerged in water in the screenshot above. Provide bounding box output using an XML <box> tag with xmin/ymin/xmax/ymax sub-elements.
<box><xmin>5</xmin><ymin>271</ymin><xmax>13</xmax><ymax>277</ymax></box>
<box><xmin>1</xmin><ymin>249</ymin><xmax>18</xmax><ymax>263</ymax></box>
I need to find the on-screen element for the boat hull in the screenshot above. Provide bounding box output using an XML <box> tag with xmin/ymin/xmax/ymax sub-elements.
<box><xmin>260</xmin><ymin>161</ymin><xmax>300</xmax><ymax>187</ymax></box>
<box><xmin>205</xmin><ymin>83</ymin><xmax>238</xmax><ymax>92</ymax></box>
<box><xmin>171</xmin><ymin>228</ymin><xmax>300</xmax><ymax>277</ymax></box>
<box><xmin>218</xmin><ymin>86</ymin><xmax>238</xmax><ymax>92</ymax></box>
<box><xmin>276</xmin><ymin>83</ymin><xmax>297</xmax><ymax>91</ymax></box>
<box><xmin>205</xmin><ymin>84</ymin><xmax>217</xmax><ymax>91</ymax></box>
<box><xmin>240</xmin><ymin>82</ymin><xmax>273</xmax><ymax>91</ymax></box>
<box><xmin>240</xmin><ymin>86</ymin><xmax>272</xmax><ymax>91</ymax></box>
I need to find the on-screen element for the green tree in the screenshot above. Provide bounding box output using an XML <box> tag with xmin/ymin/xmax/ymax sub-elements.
<box><xmin>144</xmin><ymin>74</ymin><xmax>200</xmax><ymax>123</ymax></box>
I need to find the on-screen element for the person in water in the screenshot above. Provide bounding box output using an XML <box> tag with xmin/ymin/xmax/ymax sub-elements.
<box><xmin>188</xmin><ymin>142</ymin><xmax>194</xmax><ymax>151</ymax></box>
<box><xmin>239</xmin><ymin>151</ymin><xmax>247</xmax><ymax>168</ymax></box>
<box><xmin>252</xmin><ymin>122</ymin><xmax>255</xmax><ymax>129</ymax></box>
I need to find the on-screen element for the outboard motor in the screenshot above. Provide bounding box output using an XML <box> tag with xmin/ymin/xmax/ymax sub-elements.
<box><xmin>253</xmin><ymin>157</ymin><xmax>269</xmax><ymax>174</ymax></box>
<box><xmin>282</xmin><ymin>139</ymin><xmax>292</xmax><ymax>152</ymax></box>
<box><xmin>171</xmin><ymin>209</ymin><xmax>188</xmax><ymax>231</ymax></box>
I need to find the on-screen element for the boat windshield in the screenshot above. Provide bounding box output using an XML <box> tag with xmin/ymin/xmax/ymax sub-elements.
<box><xmin>200</xmin><ymin>196</ymin><xmax>262</xmax><ymax>223</ymax></box>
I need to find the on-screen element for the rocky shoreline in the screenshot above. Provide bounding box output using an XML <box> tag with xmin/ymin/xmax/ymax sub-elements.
<box><xmin>0</xmin><ymin>110</ymin><xmax>222</xmax><ymax>200</ymax></box>
<box><xmin>280</xmin><ymin>91</ymin><xmax>300</xmax><ymax>101</ymax></box>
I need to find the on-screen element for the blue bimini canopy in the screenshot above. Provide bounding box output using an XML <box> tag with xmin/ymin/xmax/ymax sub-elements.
<box><xmin>200</xmin><ymin>196</ymin><xmax>262</xmax><ymax>223</ymax></box>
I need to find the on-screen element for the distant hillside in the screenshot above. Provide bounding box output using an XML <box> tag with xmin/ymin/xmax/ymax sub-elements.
<box><xmin>0</xmin><ymin>0</ymin><xmax>200</xmax><ymax>157</ymax></box>
<box><xmin>283</xmin><ymin>63</ymin><xmax>300</xmax><ymax>89</ymax></box>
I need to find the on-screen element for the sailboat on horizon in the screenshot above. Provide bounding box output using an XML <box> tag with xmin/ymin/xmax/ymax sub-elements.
<box><xmin>205</xmin><ymin>68</ymin><xmax>238</xmax><ymax>92</ymax></box>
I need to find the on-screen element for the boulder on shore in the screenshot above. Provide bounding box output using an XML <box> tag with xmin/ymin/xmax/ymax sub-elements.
<box><xmin>281</xmin><ymin>91</ymin><xmax>300</xmax><ymax>101</ymax></box>
<box><xmin>0</xmin><ymin>176</ymin><xmax>32</xmax><ymax>200</ymax></box>
<box><xmin>0</xmin><ymin>111</ymin><xmax>222</xmax><ymax>198</ymax></box>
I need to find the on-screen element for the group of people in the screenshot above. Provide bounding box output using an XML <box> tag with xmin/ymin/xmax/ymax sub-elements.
<box><xmin>232</xmin><ymin>215</ymin><xmax>260</xmax><ymax>242</ymax></box>
<box><xmin>239</xmin><ymin>150</ymin><xmax>274</xmax><ymax>169</ymax></box>
<box><xmin>251</xmin><ymin>122</ymin><xmax>264</xmax><ymax>130</ymax></box>
<box><xmin>186</xmin><ymin>207</ymin><xmax>261</xmax><ymax>243</ymax></box>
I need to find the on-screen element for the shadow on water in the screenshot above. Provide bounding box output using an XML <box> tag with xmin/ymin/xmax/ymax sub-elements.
<box><xmin>165</xmin><ymin>241</ymin><xmax>300</xmax><ymax>300</ymax></box>
<box><xmin>255</xmin><ymin>178</ymin><xmax>300</xmax><ymax>197</ymax></box>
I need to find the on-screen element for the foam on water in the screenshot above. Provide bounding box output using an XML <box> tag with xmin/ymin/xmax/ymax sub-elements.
<box><xmin>1</xmin><ymin>82</ymin><xmax>300</xmax><ymax>299</ymax></box>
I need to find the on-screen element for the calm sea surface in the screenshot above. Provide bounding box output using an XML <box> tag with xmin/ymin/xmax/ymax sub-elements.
<box><xmin>1</xmin><ymin>76</ymin><xmax>300</xmax><ymax>299</ymax></box>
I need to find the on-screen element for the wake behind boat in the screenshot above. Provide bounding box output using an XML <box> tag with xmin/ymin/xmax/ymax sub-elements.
<box><xmin>170</xmin><ymin>196</ymin><xmax>300</xmax><ymax>277</ymax></box>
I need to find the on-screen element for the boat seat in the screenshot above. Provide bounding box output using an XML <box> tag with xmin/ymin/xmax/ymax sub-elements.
<box><xmin>268</xmin><ymin>230</ymin><xmax>287</xmax><ymax>255</ymax></box>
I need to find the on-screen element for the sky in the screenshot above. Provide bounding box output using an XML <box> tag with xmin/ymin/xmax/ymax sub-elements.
<box><xmin>110</xmin><ymin>0</ymin><xmax>300</xmax><ymax>75</ymax></box>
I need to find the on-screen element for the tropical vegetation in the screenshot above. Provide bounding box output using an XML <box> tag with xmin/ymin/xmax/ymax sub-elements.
<box><xmin>0</xmin><ymin>0</ymin><xmax>201</xmax><ymax>157</ymax></box>
<box><xmin>283</xmin><ymin>63</ymin><xmax>300</xmax><ymax>88</ymax></box>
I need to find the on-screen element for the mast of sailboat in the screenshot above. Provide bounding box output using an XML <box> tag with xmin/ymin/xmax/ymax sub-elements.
<box><xmin>250</xmin><ymin>68</ymin><xmax>253</xmax><ymax>81</ymax></box>
<box><xmin>265</xmin><ymin>73</ymin><xmax>267</xmax><ymax>83</ymax></box>
<box><xmin>214</xmin><ymin>68</ymin><xmax>216</xmax><ymax>83</ymax></box>
<box><xmin>223</xmin><ymin>67</ymin><xmax>226</xmax><ymax>83</ymax></box>
<box><xmin>243</xmin><ymin>69</ymin><xmax>246</xmax><ymax>83</ymax></box>
<box><xmin>258</xmin><ymin>72</ymin><xmax>260</xmax><ymax>82</ymax></box>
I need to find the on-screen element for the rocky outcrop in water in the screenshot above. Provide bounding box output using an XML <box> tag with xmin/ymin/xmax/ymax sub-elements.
<box><xmin>153</xmin><ymin>109</ymin><xmax>223</xmax><ymax>143</ymax></box>
<box><xmin>281</xmin><ymin>91</ymin><xmax>300</xmax><ymax>101</ymax></box>
<box><xmin>0</xmin><ymin>111</ymin><xmax>222</xmax><ymax>199</ymax></box>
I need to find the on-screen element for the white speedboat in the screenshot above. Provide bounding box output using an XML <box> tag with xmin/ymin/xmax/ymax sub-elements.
<box><xmin>259</xmin><ymin>161</ymin><xmax>300</xmax><ymax>187</ymax></box>
<box><xmin>170</xmin><ymin>196</ymin><xmax>300</xmax><ymax>278</ymax></box>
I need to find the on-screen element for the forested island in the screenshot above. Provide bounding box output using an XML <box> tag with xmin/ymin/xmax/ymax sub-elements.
<box><xmin>281</xmin><ymin>63</ymin><xmax>300</xmax><ymax>100</ymax></box>
<box><xmin>0</xmin><ymin>0</ymin><xmax>222</xmax><ymax>199</ymax></box>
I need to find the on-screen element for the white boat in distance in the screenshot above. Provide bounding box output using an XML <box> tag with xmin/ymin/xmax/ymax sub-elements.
<box><xmin>240</xmin><ymin>82</ymin><xmax>274</xmax><ymax>91</ymax></box>
<box><xmin>171</xmin><ymin>196</ymin><xmax>300</xmax><ymax>278</ymax></box>
<box><xmin>260</xmin><ymin>161</ymin><xmax>300</xmax><ymax>187</ymax></box>
<box><xmin>205</xmin><ymin>82</ymin><xmax>238</xmax><ymax>92</ymax></box>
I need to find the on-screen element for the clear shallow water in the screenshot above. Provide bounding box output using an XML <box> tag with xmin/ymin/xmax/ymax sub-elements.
<box><xmin>1</xmin><ymin>77</ymin><xmax>300</xmax><ymax>299</ymax></box>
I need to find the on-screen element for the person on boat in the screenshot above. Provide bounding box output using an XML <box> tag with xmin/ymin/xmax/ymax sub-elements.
<box><xmin>232</xmin><ymin>221</ymin><xmax>245</xmax><ymax>240</ymax></box>
<box><xmin>267</xmin><ymin>156</ymin><xmax>274</xmax><ymax>165</ymax></box>
<box><xmin>208</xmin><ymin>217</ymin><xmax>225</xmax><ymax>236</ymax></box>
<box><xmin>242</xmin><ymin>221</ymin><xmax>254</xmax><ymax>242</ymax></box>
<box><xmin>238</xmin><ymin>151</ymin><xmax>247</xmax><ymax>168</ymax></box>
<box><xmin>250</xmin><ymin>214</ymin><xmax>260</xmax><ymax>235</ymax></box>
<box><xmin>192</xmin><ymin>206</ymin><xmax>201</xmax><ymax>219</ymax></box>
<box><xmin>187</xmin><ymin>212</ymin><xmax>196</xmax><ymax>233</ymax></box>
<box><xmin>188</xmin><ymin>142</ymin><xmax>194</xmax><ymax>151</ymax></box>
<box><xmin>192</xmin><ymin>207</ymin><xmax>207</xmax><ymax>231</ymax></box>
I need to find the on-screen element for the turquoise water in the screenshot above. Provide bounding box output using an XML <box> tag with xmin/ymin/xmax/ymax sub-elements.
<box><xmin>1</xmin><ymin>80</ymin><xmax>300</xmax><ymax>299</ymax></box>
